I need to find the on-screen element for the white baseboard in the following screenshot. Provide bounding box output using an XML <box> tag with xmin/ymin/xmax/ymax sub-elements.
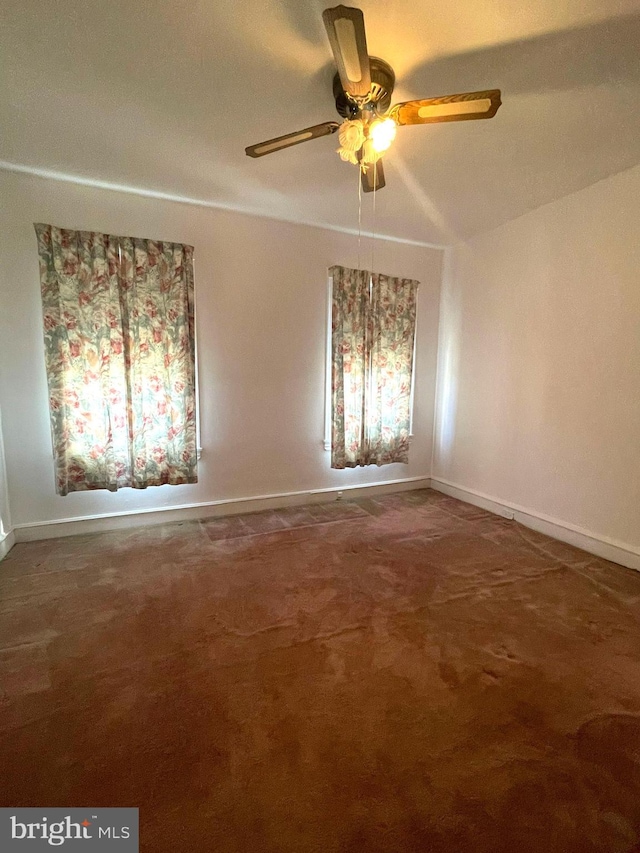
<box><xmin>13</xmin><ymin>476</ymin><xmax>432</xmax><ymax>542</ymax></box>
<box><xmin>0</xmin><ymin>529</ymin><xmax>16</xmax><ymax>560</ymax></box>
<box><xmin>431</xmin><ymin>477</ymin><xmax>640</xmax><ymax>571</ymax></box>
<box><xmin>8</xmin><ymin>476</ymin><xmax>639</xmax><ymax>573</ymax></box>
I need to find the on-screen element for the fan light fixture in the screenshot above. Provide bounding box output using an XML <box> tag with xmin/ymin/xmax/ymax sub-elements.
<box><xmin>336</xmin><ymin>116</ymin><xmax>396</xmax><ymax>172</ymax></box>
<box><xmin>369</xmin><ymin>117</ymin><xmax>397</xmax><ymax>153</ymax></box>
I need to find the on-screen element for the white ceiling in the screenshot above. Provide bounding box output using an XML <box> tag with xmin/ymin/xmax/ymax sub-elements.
<box><xmin>2</xmin><ymin>0</ymin><xmax>640</xmax><ymax>245</ymax></box>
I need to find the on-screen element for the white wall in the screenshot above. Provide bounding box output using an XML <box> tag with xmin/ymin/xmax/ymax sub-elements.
<box><xmin>0</xmin><ymin>228</ymin><xmax>15</xmax><ymax>553</ymax></box>
<box><xmin>0</xmin><ymin>405</ymin><xmax>14</xmax><ymax>557</ymax></box>
<box><xmin>433</xmin><ymin>164</ymin><xmax>640</xmax><ymax>552</ymax></box>
<box><xmin>0</xmin><ymin>170</ymin><xmax>443</xmax><ymax>530</ymax></box>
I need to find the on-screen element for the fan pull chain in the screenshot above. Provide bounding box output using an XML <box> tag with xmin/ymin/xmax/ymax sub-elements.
<box><xmin>371</xmin><ymin>160</ymin><xmax>377</xmax><ymax>275</ymax></box>
<box><xmin>357</xmin><ymin>165</ymin><xmax>363</xmax><ymax>271</ymax></box>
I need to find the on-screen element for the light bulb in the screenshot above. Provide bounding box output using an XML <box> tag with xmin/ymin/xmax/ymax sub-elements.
<box><xmin>369</xmin><ymin>118</ymin><xmax>397</xmax><ymax>153</ymax></box>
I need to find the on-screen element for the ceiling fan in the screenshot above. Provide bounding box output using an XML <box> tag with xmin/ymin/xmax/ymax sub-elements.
<box><xmin>245</xmin><ymin>5</ymin><xmax>501</xmax><ymax>192</ymax></box>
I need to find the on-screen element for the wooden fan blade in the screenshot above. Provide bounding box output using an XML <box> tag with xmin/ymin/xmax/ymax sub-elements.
<box><xmin>322</xmin><ymin>5</ymin><xmax>371</xmax><ymax>99</ymax></box>
<box><xmin>390</xmin><ymin>89</ymin><xmax>502</xmax><ymax>126</ymax></box>
<box><xmin>245</xmin><ymin>122</ymin><xmax>339</xmax><ymax>158</ymax></box>
<box><xmin>361</xmin><ymin>159</ymin><xmax>385</xmax><ymax>193</ymax></box>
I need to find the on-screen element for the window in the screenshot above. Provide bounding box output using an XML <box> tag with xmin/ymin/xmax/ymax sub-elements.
<box><xmin>35</xmin><ymin>224</ymin><xmax>198</xmax><ymax>495</ymax></box>
<box><xmin>327</xmin><ymin>264</ymin><xmax>419</xmax><ymax>469</ymax></box>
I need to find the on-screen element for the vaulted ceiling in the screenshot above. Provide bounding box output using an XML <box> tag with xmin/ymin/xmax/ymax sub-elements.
<box><xmin>2</xmin><ymin>0</ymin><xmax>639</xmax><ymax>245</ymax></box>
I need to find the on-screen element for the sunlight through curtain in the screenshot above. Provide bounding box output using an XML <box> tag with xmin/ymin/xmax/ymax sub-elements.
<box><xmin>35</xmin><ymin>224</ymin><xmax>197</xmax><ymax>494</ymax></box>
<box><xmin>330</xmin><ymin>264</ymin><xmax>418</xmax><ymax>469</ymax></box>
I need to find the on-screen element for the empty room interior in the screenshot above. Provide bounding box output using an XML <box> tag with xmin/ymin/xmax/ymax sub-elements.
<box><xmin>1</xmin><ymin>1</ymin><xmax>640</xmax><ymax>851</ymax></box>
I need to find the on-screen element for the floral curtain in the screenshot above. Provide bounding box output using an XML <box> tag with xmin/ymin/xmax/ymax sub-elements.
<box><xmin>330</xmin><ymin>264</ymin><xmax>418</xmax><ymax>469</ymax></box>
<box><xmin>35</xmin><ymin>223</ymin><xmax>197</xmax><ymax>495</ymax></box>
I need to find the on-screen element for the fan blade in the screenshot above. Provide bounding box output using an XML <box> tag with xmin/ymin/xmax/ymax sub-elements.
<box><xmin>322</xmin><ymin>5</ymin><xmax>371</xmax><ymax>99</ymax></box>
<box><xmin>246</xmin><ymin>122</ymin><xmax>339</xmax><ymax>158</ymax></box>
<box><xmin>390</xmin><ymin>89</ymin><xmax>502</xmax><ymax>126</ymax></box>
<box><xmin>361</xmin><ymin>159</ymin><xmax>385</xmax><ymax>193</ymax></box>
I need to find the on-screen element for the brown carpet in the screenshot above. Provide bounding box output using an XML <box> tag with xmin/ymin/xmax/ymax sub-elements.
<box><xmin>1</xmin><ymin>489</ymin><xmax>640</xmax><ymax>852</ymax></box>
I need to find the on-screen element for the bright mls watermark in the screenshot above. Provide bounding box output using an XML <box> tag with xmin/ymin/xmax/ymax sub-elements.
<box><xmin>0</xmin><ymin>809</ymin><xmax>138</xmax><ymax>851</ymax></box>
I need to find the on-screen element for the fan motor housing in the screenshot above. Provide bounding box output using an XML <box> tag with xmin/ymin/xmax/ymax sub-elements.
<box><xmin>333</xmin><ymin>57</ymin><xmax>396</xmax><ymax>118</ymax></box>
